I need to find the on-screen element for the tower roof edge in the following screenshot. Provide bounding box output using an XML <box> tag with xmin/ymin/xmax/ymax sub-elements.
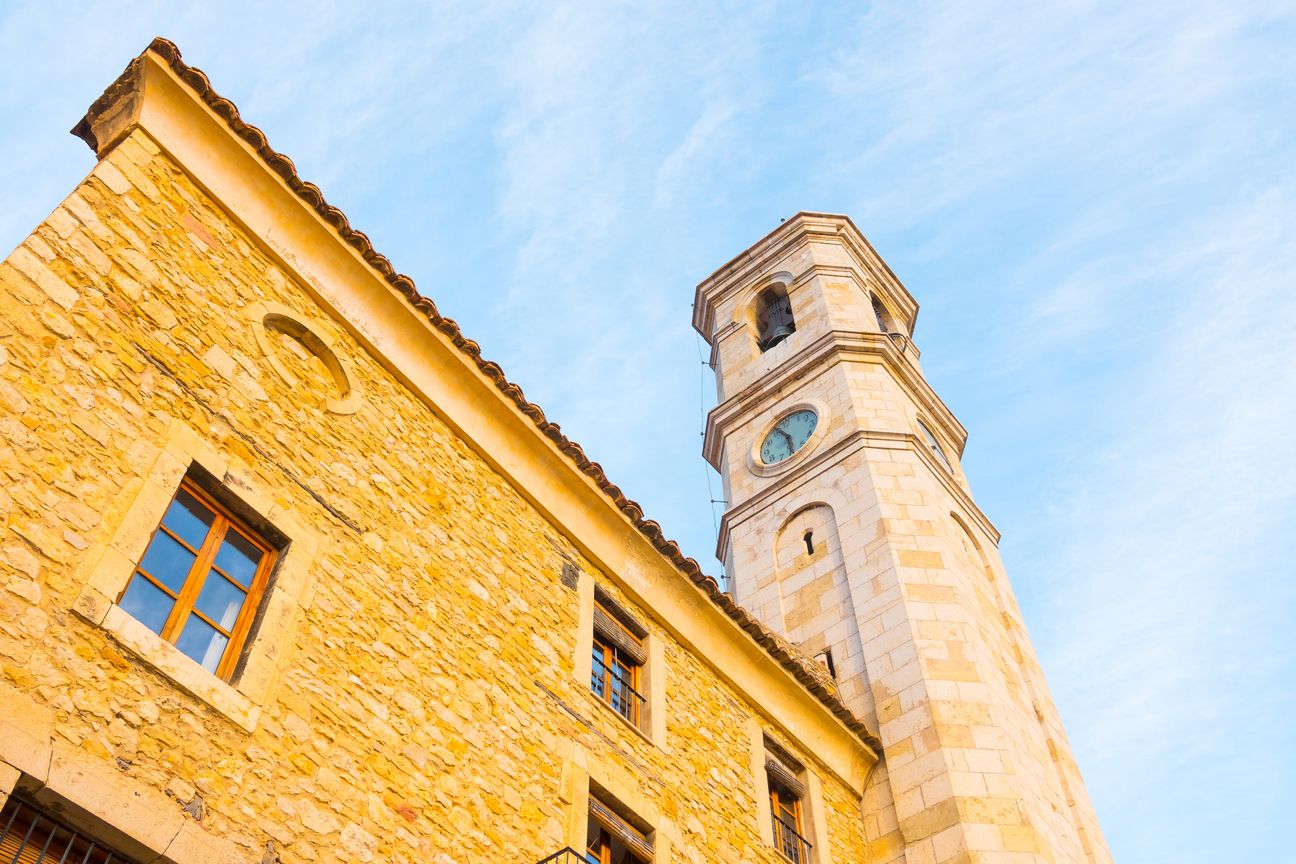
<box><xmin>692</xmin><ymin>212</ymin><xmax>919</xmax><ymax>342</ymax></box>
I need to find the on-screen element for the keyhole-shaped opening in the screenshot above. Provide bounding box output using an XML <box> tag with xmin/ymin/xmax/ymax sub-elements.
<box><xmin>803</xmin><ymin>530</ymin><xmax>815</xmax><ymax>556</ymax></box>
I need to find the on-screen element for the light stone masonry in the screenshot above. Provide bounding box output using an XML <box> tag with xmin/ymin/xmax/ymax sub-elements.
<box><xmin>695</xmin><ymin>214</ymin><xmax>1112</xmax><ymax>864</ymax></box>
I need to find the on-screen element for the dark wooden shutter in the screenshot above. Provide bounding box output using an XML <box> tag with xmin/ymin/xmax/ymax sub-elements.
<box><xmin>592</xmin><ymin>604</ymin><xmax>647</xmax><ymax>664</ymax></box>
<box><xmin>589</xmin><ymin>797</ymin><xmax>653</xmax><ymax>862</ymax></box>
<box><xmin>765</xmin><ymin>755</ymin><xmax>806</xmax><ymax>799</ymax></box>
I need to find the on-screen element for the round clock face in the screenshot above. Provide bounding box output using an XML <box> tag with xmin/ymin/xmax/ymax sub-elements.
<box><xmin>759</xmin><ymin>409</ymin><xmax>819</xmax><ymax>465</ymax></box>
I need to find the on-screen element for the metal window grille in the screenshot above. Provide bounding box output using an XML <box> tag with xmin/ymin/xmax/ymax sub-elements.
<box><xmin>0</xmin><ymin>796</ymin><xmax>135</xmax><ymax>864</ymax></box>
<box><xmin>535</xmin><ymin>849</ymin><xmax>587</xmax><ymax>864</ymax></box>
<box><xmin>770</xmin><ymin>809</ymin><xmax>812</xmax><ymax>864</ymax></box>
<box><xmin>591</xmin><ymin>648</ymin><xmax>646</xmax><ymax>729</ymax></box>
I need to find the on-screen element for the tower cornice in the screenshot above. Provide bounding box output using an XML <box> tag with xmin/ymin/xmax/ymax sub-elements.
<box><xmin>703</xmin><ymin>261</ymin><xmax>925</xmax><ymax>368</ymax></box>
<box><xmin>692</xmin><ymin>212</ymin><xmax>919</xmax><ymax>342</ymax></box>
<box><xmin>702</xmin><ymin>329</ymin><xmax>967</xmax><ymax>470</ymax></box>
<box><xmin>714</xmin><ymin>427</ymin><xmax>1001</xmax><ymax>562</ymax></box>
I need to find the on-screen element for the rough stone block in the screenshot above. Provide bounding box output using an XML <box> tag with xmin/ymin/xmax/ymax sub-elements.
<box><xmin>0</xmin><ymin>683</ymin><xmax>53</xmax><ymax>781</ymax></box>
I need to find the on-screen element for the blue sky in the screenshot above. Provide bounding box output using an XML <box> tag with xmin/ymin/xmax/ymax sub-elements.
<box><xmin>2</xmin><ymin>1</ymin><xmax>1293</xmax><ymax>860</ymax></box>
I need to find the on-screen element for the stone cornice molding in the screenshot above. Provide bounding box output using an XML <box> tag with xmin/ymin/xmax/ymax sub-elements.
<box><xmin>715</xmin><ymin>428</ymin><xmax>1001</xmax><ymax>561</ymax></box>
<box><xmin>68</xmin><ymin>38</ymin><xmax>881</xmax><ymax>770</ymax></box>
<box><xmin>716</xmin><ymin>262</ymin><xmax>920</xmax><ymax>356</ymax></box>
<box><xmin>692</xmin><ymin>212</ymin><xmax>919</xmax><ymax>342</ymax></box>
<box><xmin>703</xmin><ymin>329</ymin><xmax>968</xmax><ymax>469</ymax></box>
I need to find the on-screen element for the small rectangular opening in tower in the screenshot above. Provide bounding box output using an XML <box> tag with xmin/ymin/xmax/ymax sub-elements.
<box><xmin>813</xmin><ymin>648</ymin><xmax>835</xmax><ymax>679</ymax></box>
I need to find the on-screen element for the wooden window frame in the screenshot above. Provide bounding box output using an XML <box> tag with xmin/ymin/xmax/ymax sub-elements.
<box><xmin>586</xmin><ymin>796</ymin><xmax>652</xmax><ymax>864</ymax></box>
<box><xmin>769</xmin><ymin>781</ymin><xmax>810</xmax><ymax>864</ymax></box>
<box><xmin>586</xmin><ymin>826</ymin><xmax>651</xmax><ymax>864</ymax></box>
<box><xmin>116</xmin><ymin>477</ymin><xmax>277</xmax><ymax>682</ymax></box>
<box><xmin>591</xmin><ymin>605</ymin><xmax>645</xmax><ymax>729</ymax></box>
<box><xmin>586</xmin><ymin>826</ymin><xmax>613</xmax><ymax>864</ymax></box>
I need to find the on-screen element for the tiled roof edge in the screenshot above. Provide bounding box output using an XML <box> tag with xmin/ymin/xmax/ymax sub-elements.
<box><xmin>74</xmin><ymin>37</ymin><xmax>883</xmax><ymax>755</ymax></box>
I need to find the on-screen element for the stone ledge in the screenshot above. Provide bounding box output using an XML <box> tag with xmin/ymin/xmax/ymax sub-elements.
<box><xmin>0</xmin><ymin>762</ymin><xmax>18</xmax><ymax>805</ymax></box>
<box><xmin>37</xmin><ymin>739</ymin><xmax>184</xmax><ymax>859</ymax></box>
<box><xmin>83</xmin><ymin>604</ymin><xmax>260</xmax><ymax>733</ymax></box>
<box><xmin>8</xmin><ymin>737</ymin><xmax>252</xmax><ymax>864</ymax></box>
<box><xmin>0</xmin><ymin>684</ymin><xmax>252</xmax><ymax>863</ymax></box>
<box><xmin>0</xmin><ymin>683</ymin><xmax>54</xmax><ymax>782</ymax></box>
<box><xmin>163</xmin><ymin>820</ymin><xmax>251</xmax><ymax>864</ymax></box>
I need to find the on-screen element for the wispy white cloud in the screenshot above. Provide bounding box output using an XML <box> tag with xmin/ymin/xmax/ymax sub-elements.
<box><xmin>798</xmin><ymin>2</ymin><xmax>1296</xmax><ymax>859</ymax></box>
<box><xmin>1028</xmin><ymin>186</ymin><xmax>1296</xmax><ymax>860</ymax></box>
<box><xmin>1</xmin><ymin>3</ymin><xmax>1293</xmax><ymax>861</ymax></box>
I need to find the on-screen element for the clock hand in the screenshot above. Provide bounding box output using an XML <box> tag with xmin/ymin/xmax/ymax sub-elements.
<box><xmin>778</xmin><ymin>429</ymin><xmax>795</xmax><ymax>449</ymax></box>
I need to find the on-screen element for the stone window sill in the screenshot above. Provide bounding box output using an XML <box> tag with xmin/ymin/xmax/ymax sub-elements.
<box><xmin>63</xmin><ymin>420</ymin><xmax>322</xmax><ymax>737</ymax></box>
<box><xmin>592</xmin><ymin>691</ymin><xmax>656</xmax><ymax>748</ymax></box>
<box><xmin>84</xmin><ymin>603</ymin><xmax>260</xmax><ymax>732</ymax></box>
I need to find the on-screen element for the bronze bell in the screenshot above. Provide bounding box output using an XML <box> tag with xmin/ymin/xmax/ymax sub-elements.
<box><xmin>759</xmin><ymin>323</ymin><xmax>795</xmax><ymax>350</ymax></box>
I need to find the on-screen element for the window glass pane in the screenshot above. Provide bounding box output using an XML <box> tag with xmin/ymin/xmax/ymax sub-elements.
<box><xmin>194</xmin><ymin>572</ymin><xmax>247</xmax><ymax>631</ymax></box>
<box><xmin>176</xmin><ymin>616</ymin><xmax>230</xmax><ymax>674</ymax></box>
<box><xmin>214</xmin><ymin>530</ymin><xmax>262</xmax><ymax>586</ymax></box>
<box><xmin>918</xmin><ymin>421</ymin><xmax>953</xmax><ymax>471</ymax></box>
<box><xmin>591</xmin><ymin>647</ymin><xmax>607</xmax><ymax>697</ymax></box>
<box><xmin>162</xmin><ymin>488</ymin><xmax>215</xmax><ymax>549</ymax></box>
<box><xmin>138</xmin><ymin>532</ymin><xmax>196</xmax><ymax>593</ymax></box>
<box><xmin>119</xmin><ymin>576</ymin><xmax>175</xmax><ymax>635</ymax></box>
<box><xmin>610</xmin><ymin>661</ymin><xmax>630</xmax><ymax>702</ymax></box>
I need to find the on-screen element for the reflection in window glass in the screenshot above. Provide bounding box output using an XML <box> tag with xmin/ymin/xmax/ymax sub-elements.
<box><xmin>138</xmin><ymin>532</ymin><xmax>196</xmax><ymax>593</ymax></box>
<box><xmin>118</xmin><ymin>577</ymin><xmax>174</xmax><ymax>634</ymax></box>
<box><xmin>214</xmin><ymin>530</ymin><xmax>262</xmax><ymax>586</ymax></box>
<box><xmin>918</xmin><ymin>420</ymin><xmax>954</xmax><ymax>472</ymax></box>
<box><xmin>176</xmin><ymin>616</ymin><xmax>230</xmax><ymax>674</ymax></box>
<box><xmin>162</xmin><ymin>489</ymin><xmax>214</xmax><ymax>549</ymax></box>
<box><xmin>116</xmin><ymin>479</ymin><xmax>276</xmax><ymax>682</ymax></box>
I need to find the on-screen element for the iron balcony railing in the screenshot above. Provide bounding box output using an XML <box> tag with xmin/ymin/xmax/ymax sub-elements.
<box><xmin>591</xmin><ymin>652</ymin><xmax>646</xmax><ymax>730</ymax></box>
<box><xmin>771</xmin><ymin>810</ymin><xmax>813</xmax><ymax>864</ymax></box>
<box><xmin>536</xmin><ymin>848</ymin><xmax>588</xmax><ymax>864</ymax></box>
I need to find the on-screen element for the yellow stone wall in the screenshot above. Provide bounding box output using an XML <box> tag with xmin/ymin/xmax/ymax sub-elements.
<box><xmin>0</xmin><ymin>130</ymin><xmax>873</xmax><ymax>864</ymax></box>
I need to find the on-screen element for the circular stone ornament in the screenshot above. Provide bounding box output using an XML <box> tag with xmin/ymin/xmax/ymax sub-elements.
<box><xmin>248</xmin><ymin>301</ymin><xmax>362</xmax><ymax>415</ymax></box>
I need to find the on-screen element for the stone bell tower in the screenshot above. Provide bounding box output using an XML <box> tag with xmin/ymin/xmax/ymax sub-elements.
<box><xmin>694</xmin><ymin>214</ymin><xmax>1111</xmax><ymax>864</ymax></box>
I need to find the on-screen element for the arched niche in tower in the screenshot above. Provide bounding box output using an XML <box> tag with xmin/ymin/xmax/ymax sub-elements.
<box><xmin>870</xmin><ymin>292</ymin><xmax>899</xmax><ymax>335</ymax></box>
<box><xmin>949</xmin><ymin>510</ymin><xmax>996</xmax><ymax>584</ymax></box>
<box><xmin>753</xmin><ymin>280</ymin><xmax>796</xmax><ymax>352</ymax></box>
<box><xmin>771</xmin><ymin>503</ymin><xmax>870</xmax><ymax>709</ymax></box>
<box><xmin>772</xmin><ymin>504</ymin><xmax>846</xmax><ymax>640</ymax></box>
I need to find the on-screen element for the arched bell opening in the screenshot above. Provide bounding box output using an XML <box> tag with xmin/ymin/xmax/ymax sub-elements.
<box><xmin>871</xmin><ymin>292</ymin><xmax>899</xmax><ymax>335</ymax></box>
<box><xmin>755</xmin><ymin>284</ymin><xmax>796</xmax><ymax>351</ymax></box>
